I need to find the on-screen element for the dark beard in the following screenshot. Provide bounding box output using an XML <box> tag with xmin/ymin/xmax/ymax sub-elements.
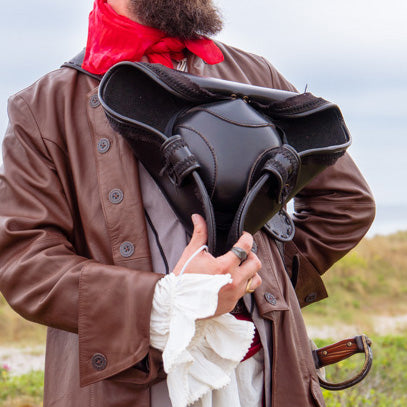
<box><xmin>129</xmin><ymin>0</ymin><xmax>223</xmax><ymax>39</ymax></box>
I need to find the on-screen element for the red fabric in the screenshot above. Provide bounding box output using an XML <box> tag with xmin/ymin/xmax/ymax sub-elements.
<box><xmin>233</xmin><ymin>312</ymin><xmax>262</xmax><ymax>362</ymax></box>
<box><xmin>83</xmin><ymin>0</ymin><xmax>224</xmax><ymax>74</ymax></box>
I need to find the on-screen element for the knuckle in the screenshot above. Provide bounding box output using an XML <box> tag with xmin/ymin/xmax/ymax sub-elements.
<box><xmin>236</xmin><ymin>232</ymin><xmax>253</xmax><ymax>252</ymax></box>
<box><xmin>247</xmin><ymin>252</ymin><xmax>261</xmax><ymax>269</ymax></box>
<box><xmin>254</xmin><ymin>257</ymin><xmax>262</xmax><ymax>270</ymax></box>
<box><xmin>217</xmin><ymin>261</ymin><xmax>228</xmax><ymax>274</ymax></box>
<box><xmin>192</xmin><ymin>227</ymin><xmax>203</xmax><ymax>238</ymax></box>
<box><xmin>219</xmin><ymin>266</ymin><xmax>228</xmax><ymax>275</ymax></box>
<box><xmin>219</xmin><ymin>258</ymin><xmax>233</xmax><ymax>274</ymax></box>
<box><xmin>242</xmin><ymin>235</ymin><xmax>253</xmax><ymax>251</ymax></box>
<box><xmin>216</xmin><ymin>259</ymin><xmax>225</xmax><ymax>271</ymax></box>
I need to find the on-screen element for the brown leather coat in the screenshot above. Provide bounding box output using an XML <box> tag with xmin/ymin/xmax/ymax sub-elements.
<box><xmin>0</xmin><ymin>42</ymin><xmax>375</xmax><ymax>407</ymax></box>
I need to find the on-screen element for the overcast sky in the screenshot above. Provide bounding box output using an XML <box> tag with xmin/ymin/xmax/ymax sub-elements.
<box><xmin>0</xmin><ymin>0</ymin><xmax>406</xmax><ymax>234</ymax></box>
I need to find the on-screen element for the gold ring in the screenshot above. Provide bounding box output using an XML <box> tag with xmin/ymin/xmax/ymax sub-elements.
<box><xmin>246</xmin><ymin>277</ymin><xmax>255</xmax><ymax>294</ymax></box>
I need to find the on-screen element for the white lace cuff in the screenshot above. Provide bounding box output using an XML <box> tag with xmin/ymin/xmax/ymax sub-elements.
<box><xmin>150</xmin><ymin>273</ymin><xmax>255</xmax><ymax>407</ymax></box>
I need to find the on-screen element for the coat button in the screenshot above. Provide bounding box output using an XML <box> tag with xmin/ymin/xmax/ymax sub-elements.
<box><xmin>120</xmin><ymin>241</ymin><xmax>135</xmax><ymax>258</ymax></box>
<box><xmin>109</xmin><ymin>189</ymin><xmax>124</xmax><ymax>204</ymax></box>
<box><xmin>305</xmin><ymin>292</ymin><xmax>317</xmax><ymax>304</ymax></box>
<box><xmin>264</xmin><ymin>292</ymin><xmax>277</xmax><ymax>305</ymax></box>
<box><xmin>90</xmin><ymin>94</ymin><xmax>101</xmax><ymax>108</ymax></box>
<box><xmin>91</xmin><ymin>353</ymin><xmax>107</xmax><ymax>371</ymax></box>
<box><xmin>97</xmin><ymin>138</ymin><xmax>111</xmax><ymax>154</ymax></box>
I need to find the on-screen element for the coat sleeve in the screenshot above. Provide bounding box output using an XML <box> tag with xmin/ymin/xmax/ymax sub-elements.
<box><xmin>0</xmin><ymin>94</ymin><xmax>164</xmax><ymax>387</ymax></box>
<box><xmin>284</xmin><ymin>153</ymin><xmax>375</xmax><ymax>307</ymax></box>
<box><xmin>261</xmin><ymin>58</ymin><xmax>376</xmax><ymax>307</ymax></box>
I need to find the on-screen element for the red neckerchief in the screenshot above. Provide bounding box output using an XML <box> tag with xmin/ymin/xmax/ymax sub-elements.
<box><xmin>83</xmin><ymin>0</ymin><xmax>224</xmax><ymax>74</ymax></box>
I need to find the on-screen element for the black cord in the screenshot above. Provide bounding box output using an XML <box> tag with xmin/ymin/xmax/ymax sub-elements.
<box><xmin>144</xmin><ymin>209</ymin><xmax>170</xmax><ymax>274</ymax></box>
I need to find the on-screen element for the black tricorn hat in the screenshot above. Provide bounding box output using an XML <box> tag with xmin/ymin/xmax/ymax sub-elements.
<box><xmin>99</xmin><ymin>62</ymin><xmax>351</xmax><ymax>255</ymax></box>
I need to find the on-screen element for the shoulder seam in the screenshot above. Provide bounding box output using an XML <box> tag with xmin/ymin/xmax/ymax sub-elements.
<box><xmin>13</xmin><ymin>94</ymin><xmax>57</xmax><ymax>169</ymax></box>
<box><xmin>259</xmin><ymin>56</ymin><xmax>275</xmax><ymax>88</ymax></box>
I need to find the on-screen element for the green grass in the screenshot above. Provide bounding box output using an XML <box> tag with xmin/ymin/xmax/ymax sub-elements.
<box><xmin>303</xmin><ymin>231</ymin><xmax>407</xmax><ymax>329</ymax></box>
<box><xmin>0</xmin><ymin>367</ymin><xmax>43</xmax><ymax>407</ymax></box>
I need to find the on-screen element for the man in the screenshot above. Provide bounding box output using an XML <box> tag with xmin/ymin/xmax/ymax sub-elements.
<box><xmin>0</xmin><ymin>0</ymin><xmax>375</xmax><ymax>406</ymax></box>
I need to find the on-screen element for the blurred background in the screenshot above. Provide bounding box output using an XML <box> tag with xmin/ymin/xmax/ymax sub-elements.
<box><xmin>0</xmin><ymin>1</ymin><xmax>406</xmax><ymax>406</ymax></box>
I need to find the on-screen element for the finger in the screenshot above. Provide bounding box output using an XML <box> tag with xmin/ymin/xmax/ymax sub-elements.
<box><xmin>234</xmin><ymin>251</ymin><xmax>262</xmax><ymax>280</ymax></box>
<box><xmin>248</xmin><ymin>273</ymin><xmax>262</xmax><ymax>291</ymax></box>
<box><xmin>220</xmin><ymin>232</ymin><xmax>254</xmax><ymax>266</ymax></box>
<box><xmin>172</xmin><ymin>214</ymin><xmax>207</xmax><ymax>275</ymax></box>
<box><xmin>240</xmin><ymin>273</ymin><xmax>262</xmax><ymax>296</ymax></box>
<box><xmin>187</xmin><ymin>214</ymin><xmax>208</xmax><ymax>252</ymax></box>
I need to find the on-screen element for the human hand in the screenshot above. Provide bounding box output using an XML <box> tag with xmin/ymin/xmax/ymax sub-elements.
<box><xmin>172</xmin><ymin>214</ymin><xmax>262</xmax><ymax>315</ymax></box>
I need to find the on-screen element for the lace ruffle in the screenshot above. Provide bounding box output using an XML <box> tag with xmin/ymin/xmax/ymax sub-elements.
<box><xmin>150</xmin><ymin>273</ymin><xmax>255</xmax><ymax>407</ymax></box>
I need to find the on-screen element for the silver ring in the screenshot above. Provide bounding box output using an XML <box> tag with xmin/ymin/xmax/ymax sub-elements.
<box><xmin>230</xmin><ymin>246</ymin><xmax>248</xmax><ymax>263</ymax></box>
